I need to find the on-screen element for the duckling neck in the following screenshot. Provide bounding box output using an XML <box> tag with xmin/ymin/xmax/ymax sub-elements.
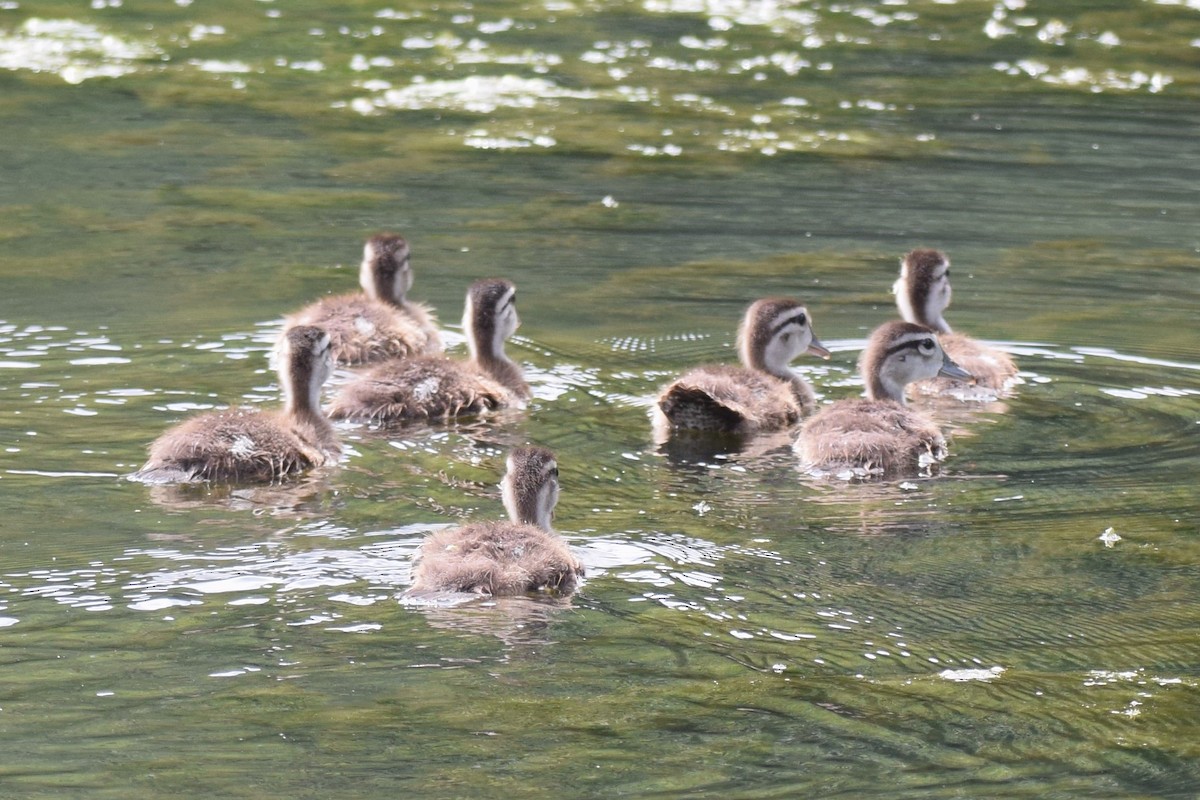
<box><xmin>475</xmin><ymin>350</ymin><xmax>528</xmax><ymax>396</ymax></box>
<box><xmin>895</xmin><ymin>278</ymin><xmax>952</xmax><ymax>334</ymax></box>
<box><xmin>285</xmin><ymin>375</ymin><xmax>330</xmax><ymax>426</ymax></box>
<box><xmin>469</xmin><ymin>332</ymin><xmax>528</xmax><ymax>396</ymax></box>
<box><xmin>379</xmin><ymin>294</ymin><xmax>410</xmax><ymax>311</ymax></box>
<box><xmin>746</xmin><ymin>350</ymin><xmax>812</xmax><ymax>399</ymax></box>
<box><xmin>865</xmin><ymin>371</ymin><xmax>908</xmax><ymax>406</ymax></box>
<box><xmin>744</xmin><ymin>348</ymin><xmax>792</xmax><ymax>382</ymax></box>
<box><xmin>510</xmin><ymin>499</ymin><xmax>552</xmax><ymax>530</ymax></box>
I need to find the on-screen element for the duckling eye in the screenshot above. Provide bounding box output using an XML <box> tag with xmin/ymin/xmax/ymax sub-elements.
<box><xmin>796</xmin><ymin>313</ymin><xmax>806</xmax><ymax>326</ymax></box>
<box><xmin>920</xmin><ymin>338</ymin><xmax>934</xmax><ymax>351</ymax></box>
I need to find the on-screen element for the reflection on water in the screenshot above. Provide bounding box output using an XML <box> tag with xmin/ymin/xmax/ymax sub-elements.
<box><xmin>4</xmin><ymin>0</ymin><xmax>1200</xmax><ymax>796</ymax></box>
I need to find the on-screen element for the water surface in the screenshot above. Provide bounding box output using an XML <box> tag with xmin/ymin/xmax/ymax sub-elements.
<box><xmin>2</xmin><ymin>1</ymin><xmax>1200</xmax><ymax>797</ymax></box>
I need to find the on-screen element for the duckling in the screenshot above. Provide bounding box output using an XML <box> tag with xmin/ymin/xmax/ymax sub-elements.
<box><xmin>653</xmin><ymin>297</ymin><xmax>831</xmax><ymax>436</ymax></box>
<box><xmin>282</xmin><ymin>233</ymin><xmax>442</xmax><ymax>366</ymax></box>
<box><xmin>327</xmin><ymin>278</ymin><xmax>530</xmax><ymax>423</ymax></box>
<box><xmin>894</xmin><ymin>248</ymin><xmax>1018</xmax><ymax>395</ymax></box>
<box><xmin>795</xmin><ymin>320</ymin><xmax>971</xmax><ymax>476</ymax></box>
<box><xmin>407</xmin><ymin>446</ymin><xmax>585</xmax><ymax>597</ymax></box>
<box><xmin>131</xmin><ymin>326</ymin><xmax>340</xmax><ymax>484</ymax></box>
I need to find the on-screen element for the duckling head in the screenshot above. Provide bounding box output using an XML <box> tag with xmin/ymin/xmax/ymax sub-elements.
<box><xmin>463</xmin><ymin>278</ymin><xmax>519</xmax><ymax>361</ymax></box>
<box><xmin>737</xmin><ymin>297</ymin><xmax>830</xmax><ymax>377</ymax></box>
<box><xmin>894</xmin><ymin>248</ymin><xmax>952</xmax><ymax>334</ymax></box>
<box><xmin>500</xmin><ymin>446</ymin><xmax>560</xmax><ymax>530</ymax></box>
<box><xmin>279</xmin><ymin>325</ymin><xmax>334</xmax><ymax>414</ymax></box>
<box><xmin>359</xmin><ymin>233</ymin><xmax>414</xmax><ymax>305</ymax></box>
<box><xmin>861</xmin><ymin>320</ymin><xmax>970</xmax><ymax>404</ymax></box>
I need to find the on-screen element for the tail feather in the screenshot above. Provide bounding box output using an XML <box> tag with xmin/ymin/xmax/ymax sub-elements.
<box><xmin>658</xmin><ymin>385</ymin><xmax>745</xmax><ymax>432</ymax></box>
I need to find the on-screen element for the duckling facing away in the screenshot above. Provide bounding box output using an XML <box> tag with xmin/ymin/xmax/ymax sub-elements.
<box><xmin>795</xmin><ymin>320</ymin><xmax>971</xmax><ymax>477</ymax></box>
<box><xmin>407</xmin><ymin>446</ymin><xmax>585</xmax><ymax>597</ymax></box>
<box><xmin>131</xmin><ymin>326</ymin><xmax>340</xmax><ymax>484</ymax></box>
<box><xmin>282</xmin><ymin>233</ymin><xmax>442</xmax><ymax>366</ymax></box>
<box><xmin>327</xmin><ymin>278</ymin><xmax>530</xmax><ymax>423</ymax></box>
<box><xmin>894</xmin><ymin>248</ymin><xmax>1018</xmax><ymax>396</ymax></box>
<box><xmin>653</xmin><ymin>297</ymin><xmax>830</xmax><ymax>436</ymax></box>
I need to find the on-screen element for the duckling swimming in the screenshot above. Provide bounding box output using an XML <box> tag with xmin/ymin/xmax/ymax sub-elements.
<box><xmin>407</xmin><ymin>446</ymin><xmax>585</xmax><ymax>597</ymax></box>
<box><xmin>653</xmin><ymin>297</ymin><xmax>830</xmax><ymax>436</ymax></box>
<box><xmin>894</xmin><ymin>248</ymin><xmax>1018</xmax><ymax>396</ymax></box>
<box><xmin>327</xmin><ymin>278</ymin><xmax>529</xmax><ymax>423</ymax></box>
<box><xmin>795</xmin><ymin>320</ymin><xmax>971</xmax><ymax>477</ymax></box>
<box><xmin>282</xmin><ymin>233</ymin><xmax>442</xmax><ymax>366</ymax></box>
<box><xmin>131</xmin><ymin>326</ymin><xmax>340</xmax><ymax>484</ymax></box>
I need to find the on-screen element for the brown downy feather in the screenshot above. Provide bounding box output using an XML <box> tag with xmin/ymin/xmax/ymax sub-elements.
<box><xmin>326</xmin><ymin>357</ymin><xmax>515</xmax><ymax>422</ymax></box>
<box><xmin>132</xmin><ymin>326</ymin><xmax>339</xmax><ymax>484</ymax></box>
<box><xmin>658</xmin><ymin>365</ymin><xmax>805</xmax><ymax>433</ymax></box>
<box><xmin>796</xmin><ymin>399</ymin><xmax>946</xmax><ymax>477</ymax></box>
<box><xmin>327</xmin><ymin>277</ymin><xmax>529</xmax><ymax>424</ymax></box>
<box><xmin>282</xmin><ymin>233</ymin><xmax>442</xmax><ymax>366</ymax></box>
<box><xmin>285</xmin><ymin>295</ymin><xmax>440</xmax><ymax>366</ymax></box>
<box><xmin>654</xmin><ymin>297</ymin><xmax>827</xmax><ymax>435</ymax></box>
<box><xmin>796</xmin><ymin>321</ymin><xmax>967</xmax><ymax>477</ymax></box>
<box><xmin>894</xmin><ymin>248</ymin><xmax>1018</xmax><ymax>397</ymax></box>
<box><xmin>408</xmin><ymin>446</ymin><xmax>584</xmax><ymax>597</ymax></box>
<box><xmin>409</xmin><ymin>521</ymin><xmax>584</xmax><ymax>596</ymax></box>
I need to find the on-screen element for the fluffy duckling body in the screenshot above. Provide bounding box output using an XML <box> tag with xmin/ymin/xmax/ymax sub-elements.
<box><xmin>653</xmin><ymin>298</ymin><xmax>830</xmax><ymax>435</ymax></box>
<box><xmin>796</xmin><ymin>321</ymin><xmax>971</xmax><ymax>476</ymax></box>
<box><xmin>894</xmin><ymin>248</ymin><xmax>1018</xmax><ymax>396</ymax></box>
<box><xmin>408</xmin><ymin>446</ymin><xmax>584</xmax><ymax>597</ymax></box>
<box><xmin>283</xmin><ymin>233</ymin><xmax>442</xmax><ymax>366</ymax></box>
<box><xmin>327</xmin><ymin>278</ymin><xmax>529</xmax><ymax>423</ymax></box>
<box><xmin>132</xmin><ymin>326</ymin><xmax>339</xmax><ymax>484</ymax></box>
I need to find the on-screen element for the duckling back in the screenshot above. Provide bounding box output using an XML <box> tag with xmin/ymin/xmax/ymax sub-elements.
<box><xmin>133</xmin><ymin>407</ymin><xmax>337</xmax><ymax>484</ymax></box>
<box><xmin>326</xmin><ymin>356</ymin><xmax>517</xmax><ymax>423</ymax></box>
<box><xmin>286</xmin><ymin>295</ymin><xmax>440</xmax><ymax>366</ymax></box>
<box><xmin>409</xmin><ymin>521</ymin><xmax>584</xmax><ymax>596</ymax></box>
<box><xmin>656</xmin><ymin>365</ymin><xmax>804</xmax><ymax>433</ymax></box>
<box><xmin>796</xmin><ymin>399</ymin><xmax>947</xmax><ymax>477</ymax></box>
<box><xmin>132</xmin><ymin>325</ymin><xmax>339</xmax><ymax>484</ymax></box>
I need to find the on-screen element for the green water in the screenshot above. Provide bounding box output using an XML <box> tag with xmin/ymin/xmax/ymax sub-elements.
<box><xmin>2</xmin><ymin>1</ymin><xmax>1199</xmax><ymax>797</ymax></box>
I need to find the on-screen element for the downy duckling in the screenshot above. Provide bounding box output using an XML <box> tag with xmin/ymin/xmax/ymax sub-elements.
<box><xmin>282</xmin><ymin>233</ymin><xmax>442</xmax><ymax>366</ymax></box>
<box><xmin>653</xmin><ymin>297</ymin><xmax>831</xmax><ymax>435</ymax></box>
<box><xmin>894</xmin><ymin>248</ymin><xmax>1018</xmax><ymax>395</ymax></box>
<box><xmin>795</xmin><ymin>320</ymin><xmax>971</xmax><ymax>476</ymax></box>
<box><xmin>327</xmin><ymin>278</ymin><xmax>530</xmax><ymax>423</ymax></box>
<box><xmin>132</xmin><ymin>326</ymin><xmax>340</xmax><ymax>484</ymax></box>
<box><xmin>407</xmin><ymin>446</ymin><xmax>585</xmax><ymax>597</ymax></box>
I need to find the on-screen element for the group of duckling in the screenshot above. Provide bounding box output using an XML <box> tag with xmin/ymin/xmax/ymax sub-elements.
<box><xmin>131</xmin><ymin>235</ymin><xmax>1018</xmax><ymax>602</ymax></box>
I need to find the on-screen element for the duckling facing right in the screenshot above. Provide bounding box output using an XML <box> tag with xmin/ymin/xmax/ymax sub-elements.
<box><xmin>131</xmin><ymin>325</ymin><xmax>340</xmax><ymax>484</ymax></box>
<box><xmin>795</xmin><ymin>320</ymin><xmax>971</xmax><ymax>477</ymax></box>
<box><xmin>282</xmin><ymin>233</ymin><xmax>442</xmax><ymax>366</ymax></box>
<box><xmin>326</xmin><ymin>278</ymin><xmax>530</xmax><ymax>423</ymax></box>
<box><xmin>406</xmin><ymin>446</ymin><xmax>585</xmax><ymax>597</ymax></box>
<box><xmin>894</xmin><ymin>248</ymin><xmax>1018</xmax><ymax>396</ymax></box>
<box><xmin>653</xmin><ymin>297</ymin><xmax>830</xmax><ymax>436</ymax></box>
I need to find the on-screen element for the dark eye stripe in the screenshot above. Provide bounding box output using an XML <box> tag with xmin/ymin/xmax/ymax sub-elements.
<box><xmin>770</xmin><ymin>311</ymin><xmax>807</xmax><ymax>337</ymax></box>
<box><xmin>883</xmin><ymin>337</ymin><xmax>933</xmax><ymax>358</ymax></box>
